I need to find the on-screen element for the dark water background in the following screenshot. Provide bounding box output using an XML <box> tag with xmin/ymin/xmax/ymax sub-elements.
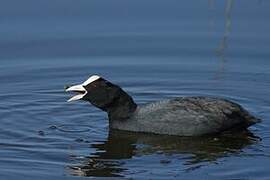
<box><xmin>1</xmin><ymin>0</ymin><xmax>270</xmax><ymax>179</ymax></box>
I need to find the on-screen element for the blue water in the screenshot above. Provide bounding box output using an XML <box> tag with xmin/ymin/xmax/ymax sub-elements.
<box><xmin>1</xmin><ymin>0</ymin><xmax>270</xmax><ymax>179</ymax></box>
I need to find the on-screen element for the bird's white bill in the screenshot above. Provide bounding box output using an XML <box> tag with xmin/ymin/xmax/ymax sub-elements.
<box><xmin>66</xmin><ymin>84</ymin><xmax>87</xmax><ymax>102</ymax></box>
<box><xmin>67</xmin><ymin>93</ymin><xmax>86</xmax><ymax>102</ymax></box>
<box><xmin>66</xmin><ymin>84</ymin><xmax>85</xmax><ymax>92</ymax></box>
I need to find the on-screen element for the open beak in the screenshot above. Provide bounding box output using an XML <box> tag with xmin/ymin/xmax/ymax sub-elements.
<box><xmin>65</xmin><ymin>84</ymin><xmax>87</xmax><ymax>102</ymax></box>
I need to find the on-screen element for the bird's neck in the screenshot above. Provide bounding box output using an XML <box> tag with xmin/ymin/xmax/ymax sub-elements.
<box><xmin>106</xmin><ymin>89</ymin><xmax>137</xmax><ymax>121</ymax></box>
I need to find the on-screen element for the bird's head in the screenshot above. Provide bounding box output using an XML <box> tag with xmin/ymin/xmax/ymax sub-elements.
<box><xmin>66</xmin><ymin>75</ymin><xmax>124</xmax><ymax>111</ymax></box>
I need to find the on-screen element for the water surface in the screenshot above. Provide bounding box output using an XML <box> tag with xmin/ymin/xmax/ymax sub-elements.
<box><xmin>0</xmin><ymin>0</ymin><xmax>270</xmax><ymax>179</ymax></box>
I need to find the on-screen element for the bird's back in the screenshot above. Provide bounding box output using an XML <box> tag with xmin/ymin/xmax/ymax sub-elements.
<box><xmin>111</xmin><ymin>97</ymin><xmax>260</xmax><ymax>136</ymax></box>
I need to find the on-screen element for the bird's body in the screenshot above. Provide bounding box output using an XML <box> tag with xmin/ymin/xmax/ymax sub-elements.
<box><xmin>66</xmin><ymin>75</ymin><xmax>260</xmax><ymax>136</ymax></box>
<box><xmin>110</xmin><ymin>97</ymin><xmax>258</xmax><ymax>136</ymax></box>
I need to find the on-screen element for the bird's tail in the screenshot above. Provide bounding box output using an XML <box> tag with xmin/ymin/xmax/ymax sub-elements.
<box><xmin>244</xmin><ymin>111</ymin><xmax>261</xmax><ymax>126</ymax></box>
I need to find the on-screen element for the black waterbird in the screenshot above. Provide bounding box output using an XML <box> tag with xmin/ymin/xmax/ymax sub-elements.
<box><xmin>66</xmin><ymin>75</ymin><xmax>260</xmax><ymax>136</ymax></box>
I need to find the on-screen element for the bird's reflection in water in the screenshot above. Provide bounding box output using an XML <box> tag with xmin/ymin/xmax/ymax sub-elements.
<box><xmin>68</xmin><ymin>129</ymin><xmax>259</xmax><ymax>177</ymax></box>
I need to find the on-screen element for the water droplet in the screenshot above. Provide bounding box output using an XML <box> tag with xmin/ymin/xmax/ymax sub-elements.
<box><xmin>38</xmin><ymin>130</ymin><xmax>45</xmax><ymax>136</ymax></box>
